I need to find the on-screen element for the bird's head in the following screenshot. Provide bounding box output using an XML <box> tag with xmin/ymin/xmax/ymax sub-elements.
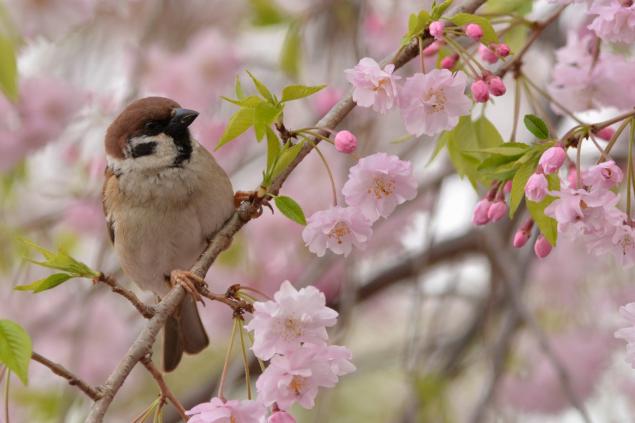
<box><xmin>105</xmin><ymin>96</ymin><xmax>199</xmax><ymax>173</ymax></box>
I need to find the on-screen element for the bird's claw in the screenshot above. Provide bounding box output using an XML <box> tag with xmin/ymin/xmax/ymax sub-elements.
<box><xmin>170</xmin><ymin>270</ymin><xmax>205</xmax><ymax>305</ymax></box>
<box><xmin>233</xmin><ymin>190</ymin><xmax>273</xmax><ymax>219</ymax></box>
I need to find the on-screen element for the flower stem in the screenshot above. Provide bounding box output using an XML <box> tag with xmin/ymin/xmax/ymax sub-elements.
<box><xmin>419</xmin><ymin>36</ymin><xmax>426</xmax><ymax>73</ymax></box>
<box><xmin>218</xmin><ymin>318</ymin><xmax>239</xmax><ymax>400</ymax></box>
<box><xmin>600</xmin><ymin>118</ymin><xmax>630</xmax><ymax>161</ymax></box>
<box><xmin>301</xmin><ymin>135</ymin><xmax>339</xmax><ymax>207</ymax></box>
<box><xmin>522</xmin><ymin>75</ymin><xmax>584</xmax><ymax>125</ymax></box>
<box><xmin>3</xmin><ymin>369</ymin><xmax>9</xmax><ymax>423</ymax></box>
<box><xmin>238</xmin><ymin>322</ymin><xmax>252</xmax><ymax>400</ymax></box>
<box><xmin>511</xmin><ymin>75</ymin><xmax>522</xmax><ymax>140</ymax></box>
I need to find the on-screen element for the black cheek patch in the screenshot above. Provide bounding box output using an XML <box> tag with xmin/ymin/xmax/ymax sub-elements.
<box><xmin>130</xmin><ymin>142</ymin><xmax>158</xmax><ymax>158</ymax></box>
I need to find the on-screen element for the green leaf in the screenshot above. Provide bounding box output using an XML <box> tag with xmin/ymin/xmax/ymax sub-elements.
<box><xmin>249</xmin><ymin>0</ymin><xmax>288</xmax><ymax>26</ymax></box>
<box><xmin>449</xmin><ymin>13</ymin><xmax>499</xmax><ymax>45</ymax></box>
<box><xmin>15</xmin><ymin>273</ymin><xmax>73</xmax><ymax>293</ymax></box>
<box><xmin>274</xmin><ymin>195</ymin><xmax>307</xmax><ymax>225</ymax></box>
<box><xmin>254</xmin><ymin>123</ymin><xmax>266</xmax><ymax>142</ymax></box>
<box><xmin>527</xmin><ymin>174</ymin><xmax>559</xmax><ymax>245</ymax></box>
<box><xmin>246</xmin><ymin>70</ymin><xmax>275</xmax><ymax>104</ymax></box>
<box><xmin>427</xmin><ymin>131</ymin><xmax>450</xmax><ymax>165</ymax></box>
<box><xmin>403</xmin><ymin>11</ymin><xmax>432</xmax><ymax>45</ymax></box>
<box><xmin>221</xmin><ymin>95</ymin><xmax>263</xmax><ymax>108</ymax></box>
<box><xmin>280</xmin><ymin>24</ymin><xmax>301</xmax><ymax>79</ymax></box>
<box><xmin>464</xmin><ymin>143</ymin><xmax>530</xmax><ymax>157</ymax></box>
<box><xmin>483</xmin><ymin>0</ymin><xmax>532</xmax><ymax>15</ymax></box>
<box><xmin>0</xmin><ymin>320</ymin><xmax>32</xmax><ymax>385</ymax></box>
<box><xmin>216</xmin><ymin>108</ymin><xmax>254</xmax><ymax>150</ymax></box>
<box><xmin>254</xmin><ymin>102</ymin><xmax>282</xmax><ymax>125</ymax></box>
<box><xmin>431</xmin><ymin>0</ymin><xmax>453</xmax><ymax>20</ymax></box>
<box><xmin>281</xmin><ymin>84</ymin><xmax>326</xmax><ymax>102</ymax></box>
<box><xmin>265</xmin><ymin>126</ymin><xmax>281</xmax><ymax>174</ymax></box>
<box><xmin>503</xmin><ymin>23</ymin><xmax>529</xmax><ymax>54</ymax></box>
<box><xmin>21</xmin><ymin>239</ymin><xmax>98</xmax><ymax>277</ymax></box>
<box><xmin>270</xmin><ymin>140</ymin><xmax>305</xmax><ymax>182</ymax></box>
<box><xmin>509</xmin><ymin>159</ymin><xmax>535</xmax><ymax>218</ymax></box>
<box><xmin>523</xmin><ymin>114</ymin><xmax>549</xmax><ymax>140</ymax></box>
<box><xmin>234</xmin><ymin>76</ymin><xmax>244</xmax><ymax>99</ymax></box>
<box><xmin>474</xmin><ymin>116</ymin><xmax>504</xmax><ymax>149</ymax></box>
<box><xmin>0</xmin><ymin>34</ymin><xmax>17</xmax><ymax>101</ymax></box>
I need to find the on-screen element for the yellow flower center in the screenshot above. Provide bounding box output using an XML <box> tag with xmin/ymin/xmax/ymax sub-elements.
<box><xmin>368</xmin><ymin>175</ymin><xmax>395</xmax><ymax>199</ymax></box>
<box><xmin>423</xmin><ymin>90</ymin><xmax>446</xmax><ymax>112</ymax></box>
<box><xmin>328</xmin><ymin>222</ymin><xmax>350</xmax><ymax>244</ymax></box>
<box><xmin>290</xmin><ymin>376</ymin><xmax>305</xmax><ymax>395</ymax></box>
<box><xmin>283</xmin><ymin>318</ymin><xmax>303</xmax><ymax>339</ymax></box>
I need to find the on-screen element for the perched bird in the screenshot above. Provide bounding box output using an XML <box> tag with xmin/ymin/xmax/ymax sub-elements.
<box><xmin>102</xmin><ymin>97</ymin><xmax>235</xmax><ymax>371</ymax></box>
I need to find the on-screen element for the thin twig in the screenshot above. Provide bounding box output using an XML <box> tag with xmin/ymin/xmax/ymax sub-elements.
<box><xmin>31</xmin><ymin>352</ymin><xmax>101</xmax><ymax>401</ymax></box>
<box><xmin>94</xmin><ymin>274</ymin><xmax>155</xmax><ymax>319</ymax></box>
<box><xmin>140</xmin><ymin>355</ymin><xmax>189</xmax><ymax>422</ymax></box>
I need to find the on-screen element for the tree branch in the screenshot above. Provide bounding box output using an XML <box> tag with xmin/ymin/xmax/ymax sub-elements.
<box><xmin>31</xmin><ymin>352</ymin><xmax>101</xmax><ymax>401</ymax></box>
<box><xmin>140</xmin><ymin>355</ymin><xmax>189</xmax><ymax>422</ymax></box>
<box><xmin>86</xmin><ymin>1</ymin><xmax>487</xmax><ymax>420</ymax></box>
<box><xmin>94</xmin><ymin>273</ymin><xmax>155</xmax><ymax>319</ymax></box>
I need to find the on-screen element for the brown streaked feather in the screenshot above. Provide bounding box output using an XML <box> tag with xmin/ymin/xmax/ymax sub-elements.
<box><xmin>102</xmin><ymin>167</ymin><xmax>119</xmax><ymax>244</ymax></box>
<box><xmin>105</xmin><ymin>97</ymin><xmax>181</xmax><ymax>159</ymax></box>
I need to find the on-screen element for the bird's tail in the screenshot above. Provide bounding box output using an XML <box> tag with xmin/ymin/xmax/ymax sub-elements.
<box><xmin>163</xmin><ymin>295</ymin><xmax>209</xmax><ymax>372</ymax></box>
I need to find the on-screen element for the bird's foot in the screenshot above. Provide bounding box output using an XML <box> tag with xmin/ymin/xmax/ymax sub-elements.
<box><xmin>234</xmin><ymin>189</ymin><xmax>273</xmax><ymax>218</ymax></box>
<box><xmin>170</xmin><ymin>270</ymin><xmax>205</xmax><ymax>304</ymax></box>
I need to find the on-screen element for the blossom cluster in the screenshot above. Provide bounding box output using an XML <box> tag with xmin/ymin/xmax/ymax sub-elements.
<box><xmin>187</xmin><ymin>282</ymin><xmax>354</xmax><ymax>423</ymax></box>
<box><xmin>302</xmin><ymin>152</ymin><xmax>417</xmax><ymax>257</ymax></box>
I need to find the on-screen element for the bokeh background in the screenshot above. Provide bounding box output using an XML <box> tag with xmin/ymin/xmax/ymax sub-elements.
<box><xmin>1</xmin><ymin>0</ymin><xmax>634</xmax><ymax>422</ymax></box>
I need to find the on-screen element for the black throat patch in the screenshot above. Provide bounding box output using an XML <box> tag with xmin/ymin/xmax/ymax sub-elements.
<box><xmin>171</xmin><ymin>130</ymin><xmax>193</xmax><ymax>167</ymax></box>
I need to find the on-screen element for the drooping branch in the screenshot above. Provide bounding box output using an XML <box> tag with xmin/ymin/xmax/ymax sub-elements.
<box><xmin>31</xmin><ymin>352</ymin><xmax>101</xmax><ymax>401</ymax></box>
<box><xmin>85</xmin><ymin>1</ymin><xmax>487</xmax><ymax>420</ymax></box>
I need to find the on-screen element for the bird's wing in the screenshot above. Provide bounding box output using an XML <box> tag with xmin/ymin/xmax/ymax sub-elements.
<box><xmin>102</xmin><ymin>167</ymin><xmax>117</xmax><ymax>244</ymax></box>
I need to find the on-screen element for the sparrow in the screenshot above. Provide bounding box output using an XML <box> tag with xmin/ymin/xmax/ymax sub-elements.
<box><xmin>102</xmin><ymin>96</ymin><xmax>235</xmax><ymax>371</ymax></box>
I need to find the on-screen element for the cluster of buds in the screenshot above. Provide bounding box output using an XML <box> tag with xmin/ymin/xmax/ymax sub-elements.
<box><xmin>511</xmin><ymin>218</ymin><xmax>552</xmax><ymax>258</ymax></box>
<box><xmin>478</xmin><ymin>42</ymin><xmax>511</xmax><ymax>64</ymax></box>
<box><xmin>472</xmin><ymin>180</ymin><xmax>512</xmax><ymax>225</ymax></box>
<box><xmin>525</xmin><ymin>145</ymin><xmax>567</xmax><ymax>202</ymax></box>
<box><xmin>471</xmin><ymin>72</ymin><xmax>507</xmax><ymax>103</ymax></box>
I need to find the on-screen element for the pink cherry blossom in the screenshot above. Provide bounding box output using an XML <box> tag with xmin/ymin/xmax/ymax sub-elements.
<box><xmin>581</xmin><ymin>160</ymin><xmax>623</xmax><ymax>189</ymax></box>
<box><xmin>344</xmin><ymin>57</ymin><xmax>400</xmax><ymax>114</ymax></box>
<box><xmin>399</xmin><ymin>69</ymin><xmax>471</xmax><ymax>136</ymax></box>
<box><xmin>465</xmin><ymin>24</ymin><xmax>483</xmax><ymax>40</ymax></box>
<box><xmin>472</xmin><ymin>198</ymin><xmax>492</xmax><ymax>225</ymax></box>
<box><xmin>341</xmin><ymin>152</ymin><xmax>417</xmax><ymax>222</ymax></box>
<box><xmin>524</xmin><ymin>173</ymin><xmax>548</xmax><ymax>202</ymax></box>
<box><xmin>478</xmin><ymin>44</ymin><xmax>498</xmax><ymax>64</ymax></box>
<box><xmin>616</xmin><ymin>302</ymin><xmax>635</xmax><ymax>368</ymax></box>
<box><xmin>471</xmin><ymin>80</ymin><xmax>489</xmax><ymax>103</ymax></box>
<box><xmin>486</xmin><ymin>76</ymin><xmax>506</xmax><ymax>96</ymax></box>
<box><xmin>186</xmin><ymin>397</ymin><xmax>265</xmax><ymax>423</ymax></box>
<box><xmin>302</xmin><ymin>206</ymin><xmax>373</xmax><ymax>257</ymax></box>
<box><xmin>487</xmin><ymin>201</ymin><xmax>507</xmax><ymax>222</ymax></box>
<box><xmin>596</xmin><ymin>127</ymin><xmax>615</xmax><ymax>141</ymax></box>
<box><xmin>539</xmin><ymin>146</ymin><xmax>566</xmax><ymax>174</ymax></box>
<box><xmin>534</xmin><ymin>235</ymin><xmax>552</xmax><ymax>258</ymax></box>
<box><xmin>255</xmin><ymin>344</ymin><xmax>355</xmax><ymax>410</ymax></box>
<box><xmin>429</xmin><ymin>21</ymin><xmax>445</xmax><ymax>39</ymax></box>
<box><xmin>245</xmin><ymin>281</ymin><xmax>338</xmax><ymax>360</ymax></box>
<box><xmin>588</xmin><ymin>0</ymin><xmax>635</xmax><ymax>43</ymax></box>
<box><xmin>268</xmin><ymin>411</ymin><xmax>296</xmax><ymax>423</ymax></box>
<box><xmin>334</xmin><ymin>130</ymin><xmax>357</xmax><ymax>153</ymax></box>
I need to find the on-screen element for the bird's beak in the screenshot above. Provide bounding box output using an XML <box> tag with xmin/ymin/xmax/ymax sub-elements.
<box><xmin>170</xmin><ymin>108</ymin><xmax>199</xmax><ymax>130</ymax></box>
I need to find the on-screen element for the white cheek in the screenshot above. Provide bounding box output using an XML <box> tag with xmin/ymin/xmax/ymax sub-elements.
<box><xmin>109</xmin><ymin>134</ymin><xmax>178</xmax><ymax>174</ymax></box>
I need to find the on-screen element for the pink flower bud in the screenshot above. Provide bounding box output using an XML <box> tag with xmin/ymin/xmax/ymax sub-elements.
<box><xmin>596</xmin><ymin>127</ymin><xmax>615</xmax><ymax>141</ymax></box>
<box><xmin>269</xmin><ymin>411</ymin><xmax>296</xmax><ymax>423</ymax></box>
<box><xmin>525</xmin><ymin>173</ymin><xmax>548</xmax><ymax>202</ymax></box>
<box><xmin>503</xmin><ymin>180</ymin><xmax>513</xmax><ymax>194</ymax></box>
<box><xmin>513</xmin><ymin>230</ymin><xmax>530</xmax><ymax>248</ymax></box>
<box><xmin>538</xmin><ymin>146</ymin><xmax>566</xmax><ymax>174</ymax></box>
<box><xmin>534</xmin><ymin>235</ymin><xmax>552</xmax><ymax>258</ymax></box>
<box><xmin>472</xmin><ymin>199</ymin><xmax>492</xmax><ymax>225</ymax></box>
<box><xmin>487</xmin><ymin>76</ymin><xmax>506</xmax><ymax>96</ymax></box>
<box><xmin>495</xmin><ymin>43</ymin><xmax>511</xmax><ymax>57</ymax></box>
<box><xmin>334</xmin><ymin>130</ymin><xmax>357</xmax><ymax>153</ymax></box>
<box><xmin>440</xmin><ymin>54</ymin><xmax>459</xmax><ymax>69</ymax></box>
<box><xmin>422</xmin><ymin>41</ymin><xmax>442</xmax><ymax>56</ymax></box>
<box><xmin>471</xmin><ymin>80</ymin><xmax>490</xmax><ymax>103</ymax></box>
<box><xmin>429</xmin><ymin>21</ymin><xmax>445</xmax><ymax>39</ymax></box>
<box><xmin>487</xmin><ymin>200</ymin><xmax>508</xmax><ymax>222</ymax></box>
<box><xmin>478</xmin><ymin>44</ymin><xmax>498</xmax><ymax>64</ymax></box>
<box><xmin>465</xmin><ymin>23</ymin><xmax>483</xmax><ymax>41</ymax></box>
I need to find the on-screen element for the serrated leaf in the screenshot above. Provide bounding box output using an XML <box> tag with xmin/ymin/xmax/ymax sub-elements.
<box><xmin>281</xmin><ymin>84</ymin><xmax>325</xmax><ymax>102</ymax></box>
<box><xmin>234</xmin><ymin>76</ymin><xmax>244</xmax><ymax>99</ymax></box>
<box><xmin>0</xmin><ymin>34</ymin><xmax>17</xmax><ymax>101</ymax></box>
<box><xmin>15</xmin><ymin>273</ymin><xmax>73</xmax><ymax>293</ymax></box>
<box><xmin>216</xmin><ymin>108</ymin><xmax>254</xmax><ymax>150</ymax></box>
<box><xmin>0</xmin><ymin>320</ymin><xmax>32</xmax><ymax>385</ymax></box>
<box><xmin>526</xmin><ymin>174</ymin><xmax>559</xmax><ymax>245</ymax></box>
<box><xmin>21</xmin><ymin>240</ymin><xmax>98</xmax><ymax>277</ymax></box>
<box><xmin>449</xmin><ymin>13</ymin><xmax>498</xmax><ymax>45</ymax></box>
<box><xmin>280</xmin><ymin>24</ymin><xmax>301</xmax><ymax>79</ymax></box>
<box><xmin>431</xmin><ymin>0</ymin><xmax>453</xmax><ymax>20</ymax></box>
<box><xmin>523</xmin><ymin>114</ymin><xmax>549</xmax><ymax>140</ymax></box>
<box><xmin>246</xmin><ymin>70</ymin><xmax>275</xmax><ymax>104</ymax></box>
<box><xmin>274</xmin><ymin>196</ymin><xmax>306</xmax><ymax>225</ymax></box>
<box><xmin>509</xmin><ymin>159</ymin><xmax>535</xmax><ymax>217</ymax></box>
<box><xmin>271</xmin><ymin>141</ymin><xmax>305</xmax><ymax>182</ymax></box>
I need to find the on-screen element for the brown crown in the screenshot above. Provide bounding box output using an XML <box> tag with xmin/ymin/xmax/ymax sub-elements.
<box><xmin>105</xmin><ymin>96</ymin><xmax>181</xmax><ymax>159</ymax></box>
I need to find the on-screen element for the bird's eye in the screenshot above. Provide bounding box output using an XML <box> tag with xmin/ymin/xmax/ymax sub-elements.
<box><xmin>144</xmin><ymin>121</ymin><xmax>160</xmax><ymax>132</ymax></box>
